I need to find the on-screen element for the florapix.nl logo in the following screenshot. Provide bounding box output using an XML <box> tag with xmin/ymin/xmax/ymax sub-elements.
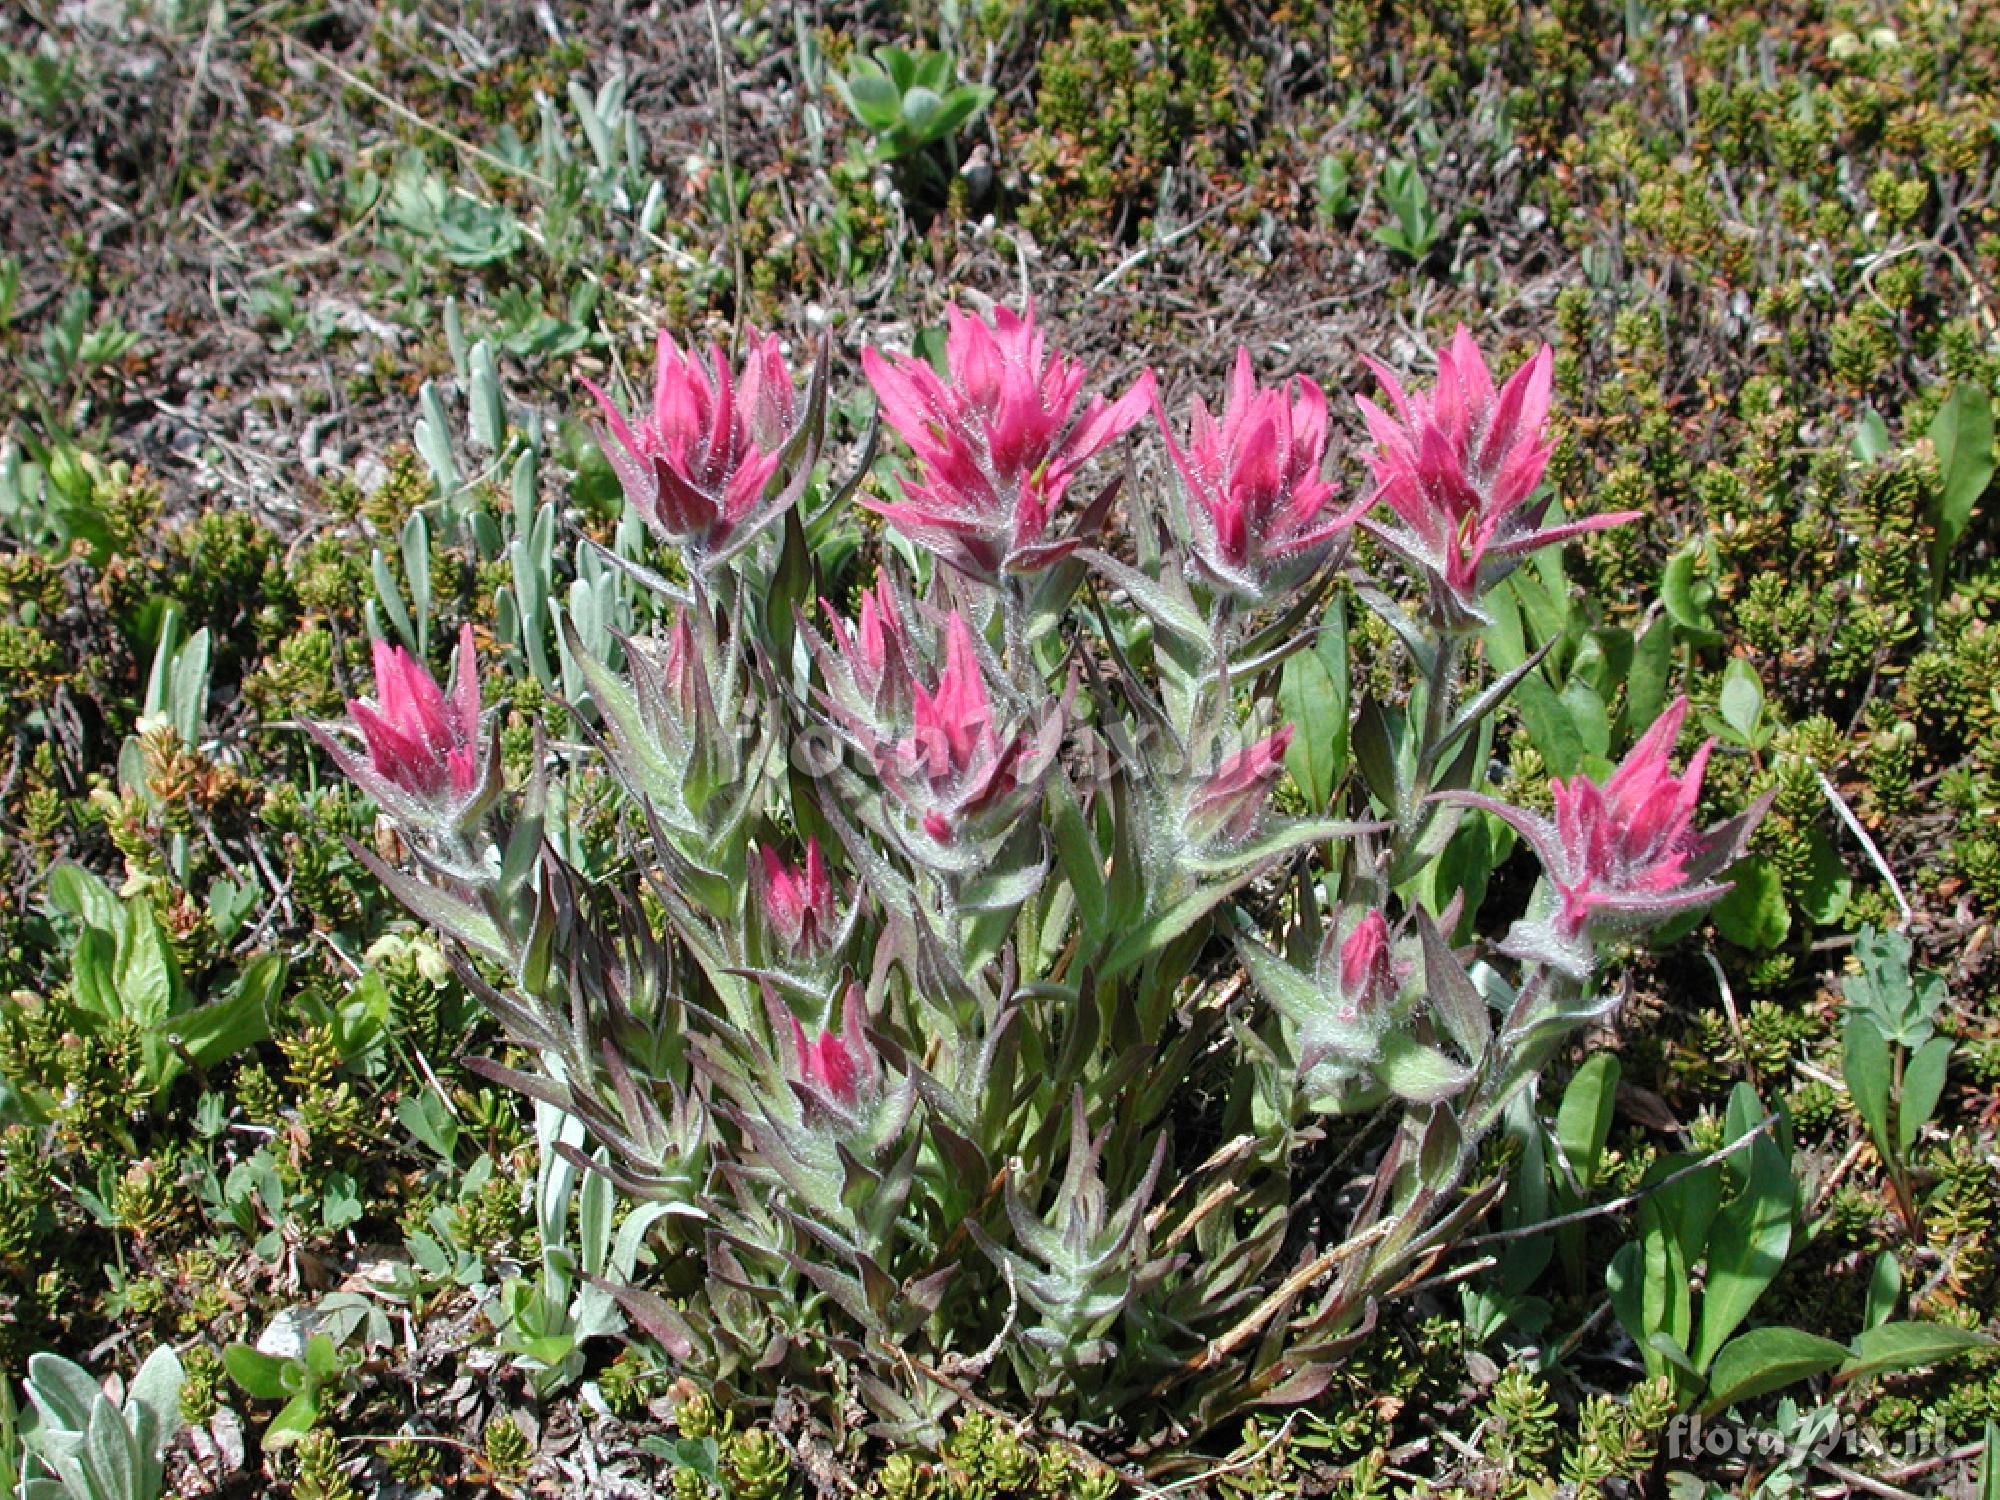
<box><xmin>1667</xmin><ymin>1410</ymin><xmax>1949</xmax><ymax>1467</ymax></box>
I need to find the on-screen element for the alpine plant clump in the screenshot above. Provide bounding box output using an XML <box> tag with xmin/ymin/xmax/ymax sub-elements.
<box><xmin>310</xmin><ymin>305</ymin><xmax>1765</xmax><ymax>1451</ymax></box>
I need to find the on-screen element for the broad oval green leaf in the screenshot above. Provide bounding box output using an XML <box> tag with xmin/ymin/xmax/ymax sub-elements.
<box><xmin>1701</xmin><ymin>1326</ymin><xmax>1849</xmax><ymax>1415</ymax></box>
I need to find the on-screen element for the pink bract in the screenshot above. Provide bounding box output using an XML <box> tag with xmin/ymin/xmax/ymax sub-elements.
<box><xmin>346</xmin><ymin>624</ymin><xmax>483</xmax><ymax>804</ymax></box>
<box><xmin>861</xmin><ymin>302</ymin><xmax>1154</xmax><ymax>581</ymax></box>
<box><xmin>584</xmin><ymin>329</ymin><xmax>800</xmax><ymax>563</ymax></box>
<box><xmin>1357</xmin><ymin>325</ymin><xmax>1635</xmax><ymax>617</ymax></box>
<box><xmin>1157</xmin><ymin>347</ymin><xmax>1364</xmax><ymax>598</ymax></box>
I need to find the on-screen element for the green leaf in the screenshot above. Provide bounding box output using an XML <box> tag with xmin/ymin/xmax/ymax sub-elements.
<box><xmin>126</xmin><ymin>1345</ymin><xmax>185</xmax><ymax>1453</ymax></box>
<box><xmin>665</xmin><ymin>1436</ymin><xmax>720</xmax><ymax>1482</ymax></box>
<box><xmin>263</xmin><ymin>1391</ymin><xmax>319</xmax><ymax>1449</ymax></box>
<box><xmin>72</xmin><ymin>928</ymin><xmax>116</xmax><ymax>1020</ymax></box>
<box><xmin>83</xmin><ymin>1393</ymin><xmax>138</xmax><ymax>1500</ymax></box>
<box><xmin>114</xmin><ymin>898</ymin><xmax>181</xmax><ymax>1030</ymax></box>
<box><xmin>1712</xmin><ymin>857</ymin><xmax>1790</xmax><ymax>951</ymax></box>
<box><xmin>1626</xmin><ymin>615</ymin><xmax>1673</xmax><ymax>736</ymax></box>
<box><xmin>1558</xmin><ymin>678</ymin><xmax>1611</xmax><ymax>762</ymax></box>
<box><xmin>1662</xmin><ymin>539</ymin><xmax>1723</xmax><ymax>642</ymax></box>
<box><xmin>1278</xmin><ymin>597</ymin><xmax>1349</xmax><ymax>810</ymax></box>
<box><xmin>1837</xmin><ymin>1321</ymin><xmax>1995</xmax><ymax>1385</ymax></box>
<box><xmin>1701</xmin><ymin>1326</ymin><xmax>1849</xmax><ymax>1415</ymax></box>
<box><xmin>46</xmin><ymin>862</ymin><xmax>122</xmax><ymax>937</ymax></box>
<box><xmin>1861</xmin><ymin>1251</ymin><xmax>1902</xmax><ymax>1332</ymax></box>
<box><xmin>928</xmin><ymin>85</ymin><xmax>995</xmax><ymax>142</ymax></box>
<box><xmin>899</xmin><ymin>84</ymin><xmax>945</xmax><ymax>140</ymax></box>
<box><xmin>1898</xmin><ymin>1035</ymin><xmax>1952</xmax><ymax>1154</ymax></box>
<box><xmin>1416</xmin><ymin>906</ymin><xmax>1490</xmax><ymax>1061</ymax></box>
<box><xmin>168</xmin><ymin>984</ymin><xmax>273</xmax><ymax>1070</ymax></box>
<box><xmin>1692</xmin><ymin>1119</ymin><xmax>1794</xmax><ymax>1373</ymax></box>
<box><xmin>1513</xmin><ymin>672</ymin><xmax>1585</xmax><ymax>777</ymax></box>
<box><xmin>1377</xmin><ymin>1029</ymin><xmax>1473</xmax><ymax>1103</ymax></box>
<box><xmin>1716</xmin><ymin>658</ymin><xmax>1765</xmax><ymax>745</ymax></box>
<box><xmin>517</xmin><ymin>1333</ymin><xmax>577</xmax><ymax>1367</ymax></box>
<box><xmin>1795</xmin><ymin>829</ymin><xmax>1852</xmax><ymax>927</ymax></box>
<box><xmin>841</xmin><ymin>70</ymin><xmax>906</xmax><ymax>134</ymax></box>
<box><xmin>1555</xmin><ymin>1054</ymin><xmax>1621</xmax><ymax>1194</ymax></box>
<box><xmin>25</xmin><ymin>1353</ymin><xmax>101</xmax><ymax>1433</ymax></box>
<box><xmin>1606</xmin><ymin>1240</ymin><xmax>1648</xmax><ymax>1350</ymax></box>
<box><xmin>1351</xmin><ymin>696</ymin><xmax>1402</xmax><ymax>814</ymax></box>
<box><xmin>1842</xmin><ymin>1013</ymin><xmax>1894</xmax><ymax>1162</ymax></box>
<box><xmin>1927</xmin><ymin>383</ymin><xmax>1994</xmax><ymax>588</ymax></box>
<box><xmin>1852</xmin><ymin>408</ymin><xmax>1891</xmax><ymax>461</ymax></box>
<box><xmin>303</xmin><ymin>1333</ymin><xmax>339</xmax><ymax>1382</ymax></box>
<box><xmin>222</xmin><ymin>1345</ymin><xmax>291</xmax><ymax>1401</ymax></box>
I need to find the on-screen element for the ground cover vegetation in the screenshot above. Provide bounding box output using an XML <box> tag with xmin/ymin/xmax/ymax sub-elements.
<box><xmin>1</xmin><ymin>1</ymin><xmax>1998</xmax><ymax>1496</ymax></box>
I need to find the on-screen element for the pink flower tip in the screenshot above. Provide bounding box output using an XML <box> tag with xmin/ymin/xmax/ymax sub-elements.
<box><xmin>756</xmin><ymin>837</ymin><xmax>839</xmax><ymax>959</ymax></box>
<box><xmin>860</xmin><ymin>301</ymin><xmax>1150</xmax><ymax>580</ymax></box>
<box><xmin>1357</xmin><ymin>325</ymin><xmax>1625</xmax><ymax>617</ymax></box>
<box><xmin>344</xmin><ymin>623</ymin><xmax>484</xmax><ymax>807</ymax></box>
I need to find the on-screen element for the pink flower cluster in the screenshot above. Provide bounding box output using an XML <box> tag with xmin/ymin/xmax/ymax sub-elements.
<box><xmin>773</xmin><ymin>983</ymin><xmax>880</xmax><ymax>1121</ymax></box>
<box><xmin>756</xmin><ymin>838</ymin><xmax>841</xmax><ymax>962</ymax></box>
<box><xmin>1357</xmin><ymin>325</ymin><xmax>1635</xmax><ymax>619</ymax></box>
<box><xmin>808</xmin><ymin>573</ymin><xmax>1060</xmax><ymax>859</ymax></box>
<box><xmin>1185</xmin><ymin>727</ymin><xmax>1295</xmax><ymax>848</ymax></box>
<box><xmin>860</xmin><ymin>303</ymin><xmax>1155</xmax><ymax>581</ymax></box>
<box><xmin>1155</xmin><ymin>348</ymin><xmax>1365</xmax><ymax>598</ymax></box>
<box><xmin>584</xmin><ymin>330</ymin><xmax>801</xmax><ymax>566</ymax></box>
<box><xmin>579</xmin><ymin>304</ymin><xmax>1630</xmax><ymax>621</ymax></box>
<box><xmin>1453</xmin><ymin>697</ymin><xmax>1741</xmax><ymax>964</ymax></box>
<box><xmin>313</xmin><ymin>624</ymin><xmax>493</xmax><ymax>830</ymax></box>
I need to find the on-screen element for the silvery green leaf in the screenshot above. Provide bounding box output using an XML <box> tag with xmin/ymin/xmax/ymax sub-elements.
<box><xmin>169</xmin><ymin>627</ymin><xmax>212</xmax><ymax>744</ymax></box>
<box><xmin>511</xmin><ymin>447</ymin><xmax>538</xmax><ymax>535</ymax></box>
<box><xmin>1377</xmin><ymin>1030</ymin><xmax>1473</xmax><ymax>1103</ymax></box>
<box><xmin>567</xmin><ymin>78</ymin><xmax>613</xmax><ymax>169</ymax></box>
<box><xmin>414</xmin><ymin>380</ymin><xmax>461</xmax><ymax>495</ymax></box>
<box><xmin>1077</xmin><ymin>549</ymin><xmax>1210</xmax><ymax>652</ymax></box>
<box><xmin>1416</xmin><ymin>908</ymin><xmax>1490</xmax><ymax>1062</ymax></box>
<box><xmin>126</xmin><ymin>1344</ymin><xmax>185</xmax><ymax>1454</ymax></box>
<box><xmin>469</xmin><ymin>340</ymin><xmax>505</xmax><ymax>453</ymax></box>
<box><xmin>370</xmin><ymin>549</ymin><xmax>416</xmax><ymax>653</ymax></box>
<box><xmin>84</xmin><ymin>1393</ymin><xmax>139</xmax><ymax>1500</ymax></box>
<box><xmin>639</xmin><ymin>178</ymin><xmax>667</xmax><ymax>236</ymax></box>
<box><xmin>401</xmin><ymin>510</ymin><xmax>431</xmax><ymax>655</ymax></box>
<box><xmin>1430</xmin><ymin>636</ymin><xmax>1555</xmax><ymax>777</ymax></box>
<box><xmin>443</xmin><ymin>296</ymin><xmax>468</xmax><ymax>377</ymax></box>
<box><xmin>25</xmin><ymin>1353</ymin><xmax>100</xmax><ymax>1434</ymax></box>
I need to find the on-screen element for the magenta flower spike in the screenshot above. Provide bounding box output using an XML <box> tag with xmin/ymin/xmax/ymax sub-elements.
<box><xmin>781</xmin><ymin>985</ymin><xmax>879</xmax><ymax>1117</ymax></box>
<box><xmin>1337</xmin><ymin>909</ymin><xmax>1396</xmax><ymax>1015</ymax></box>
<box><xmin>756</xmin><ymin>837</ymin><xmax>839</xmax><ymax>960</ymax></box>
<box><xmin>861</xmin><ymin>302</ymin><xmax>1155</xmax><ymax>581</ymax></box>
<box><xmin>1185</xmin><ymin>725</ymin><xmax>1295</xmax><ymax>848</ymax></box>
<box><xmin>583</xmin><ymin>328</ymin><xmax>801</xmax><ymax>565</ymax></box>
<box><xmin>886</xmin><ymin>612</ymin><xmax>1033</xmax><ymax>845</ymax></box>
<box><xmin>1356</xmin><ymin>325</ymin><xmax>1637</xmax><ymax>620</ymax></box>
<box><xmin>821</xmin><ymin>572</ymin><xmax>915</xmax><ymax>719</ymax></box>
<box><xmin>316</xmin><ymin>624</ymin><xmax>494</xmax><ymax>832</ymax></box>
<box><xmin>1156</xmin><ymin>347</ymin><xmax>1366</xmax><ymax>598</ymax></box>
<box><xmin>1442</xmin><ymin>697</ymin><xmax>1767</xmax><ymax>973</ymax></box>
<box><xmin>906</xmin><ymin>614</ymin><xmax>999</xmax><ymax>786</ymax></box>
<box><xmin>1542</xmin><ymin>697</ymin><xmax>1717</xmax><ymax>938</ymax></box>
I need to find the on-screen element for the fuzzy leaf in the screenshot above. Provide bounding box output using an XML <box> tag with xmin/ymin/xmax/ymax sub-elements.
<box><xmin>1376</xmin><ymin>1030</ymin><xmax>1472</xmax><ymax>1103</ymax></box>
